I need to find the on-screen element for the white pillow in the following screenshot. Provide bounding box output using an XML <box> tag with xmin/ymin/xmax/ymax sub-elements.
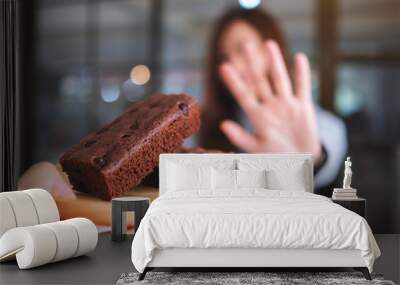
<box><xmin>236</xmin><ymin>169</ymin><xmax>267</xmax><ymax>188</ymax></box>
<box><xmin>238</xmin><ymin>159</ymin><xmax>307</xmax><ymax>191</ymax></box>
<box><xmin>167</xmin><ymin>162</ymin><xmax>211</xmax><ymax>191</ymax></box>
<box><xmin>212</xmin><ymin>168</ymin><xmax>237</xmax><ymax>190</ymax></box>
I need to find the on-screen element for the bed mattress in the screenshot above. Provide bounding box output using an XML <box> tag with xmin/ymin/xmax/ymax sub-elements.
<box><xmin>131</xmin><ymin>190</ymin><xmax>380</xmax><ymax>273</ymax></box>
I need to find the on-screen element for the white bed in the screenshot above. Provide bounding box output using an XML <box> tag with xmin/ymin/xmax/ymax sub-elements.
<box><xmin>131</xmin><ymin>154</ymin><xmax>380</xmax><ymax>280</ymax></box>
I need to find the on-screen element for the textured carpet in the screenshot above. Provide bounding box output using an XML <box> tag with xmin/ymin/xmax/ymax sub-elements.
<box><xmin>117</xmin><ymin>271</ymin><xmax>396</xmax><ymax>285</ymax></box>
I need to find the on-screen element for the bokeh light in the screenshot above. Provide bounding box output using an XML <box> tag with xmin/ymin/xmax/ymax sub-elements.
<box><xmin>100</xmin><ymin>84</ymin><xmax>120</xmax><ymax>103</ymax></box>
<box><xmin>121</xmin><ymin>79</ymin><xmax>146</xmax><ymax>102</ymax></box>
<box><xmin>238</xmin><ymin>0</ymin><xmax>261</xmax><ymax>9</ymax></box>
<box><xmin>130</xmin><ymin>64</ymin><xmax>151</xmax><ymax>85</ymax></box>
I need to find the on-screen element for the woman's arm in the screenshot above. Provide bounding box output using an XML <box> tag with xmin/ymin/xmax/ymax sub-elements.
<box><xmin>314</xmin><ymin>107</ymin><xmax>348</xmax><ymax>188</ymax></box>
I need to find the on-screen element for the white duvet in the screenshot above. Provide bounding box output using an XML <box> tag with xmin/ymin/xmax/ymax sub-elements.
<box><xmin>131</xmin><ymin>190</ymin><xmax>380</xmax><ymax>273</ymax></box>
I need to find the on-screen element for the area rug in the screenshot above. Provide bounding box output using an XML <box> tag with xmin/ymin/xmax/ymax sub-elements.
<box><xmin>116</xmin><ymin>271</ymin><xmax>396</xmax><ymax>285</ymax></box>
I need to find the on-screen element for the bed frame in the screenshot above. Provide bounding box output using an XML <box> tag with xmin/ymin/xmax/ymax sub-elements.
<box><xmin>140</xmin><ymin>248</ymin><xmax>370</xmax><ymax>280</ymax></box>
<box><xmin>139</xmin><ymin>154</ymin><xmax>371</xmax><ymax>281</ymax></box>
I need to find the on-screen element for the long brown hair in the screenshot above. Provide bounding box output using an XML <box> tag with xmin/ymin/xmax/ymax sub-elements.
<box><xmin>200</xmin><ymin>7</ymin><xmax>290</xmax><ymax>152</ymax></box>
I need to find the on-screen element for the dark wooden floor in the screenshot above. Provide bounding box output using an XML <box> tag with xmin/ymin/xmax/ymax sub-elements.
<box><xmin>0</xmin><ymin>234</ymin><xmax>398</xmax><ymax>285</ymax></box>
<box><xmin>0</xmin><ymin>233</ymin><xmax>134</xmax><ymax>285</ymax></box>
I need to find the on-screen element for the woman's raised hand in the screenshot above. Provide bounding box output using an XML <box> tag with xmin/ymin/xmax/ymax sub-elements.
<box><xmin>219</xmin><ymin>40</ymin><xmax>322</xmax><ymax>162</ymax></box>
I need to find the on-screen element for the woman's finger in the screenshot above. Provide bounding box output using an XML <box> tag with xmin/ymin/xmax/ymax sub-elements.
<box><xmin>265</xmin><ymin>40</ymin><xmax>293</xmax><ymax>97</ymax></box>
<box><xmin>220</xmin><ymin>120</ymin><xmax>259</xmax><ymax>152</ymax></box>
<box><xmin>219</xmin><ymin>63</ymin><xmax>258</xmax><ymax>114</ymax></box>
<box><xmin>294</xmin><ymin>53</ymin><xmax>311</xmax><ymax>100</ymax></box>
<box><xmin>242</xmin><ymin>42</ymin><xmax>273</xmax><ymax>102</ymax></box>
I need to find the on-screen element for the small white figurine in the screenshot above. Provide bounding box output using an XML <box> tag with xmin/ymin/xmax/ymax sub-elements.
<box><xmin>343</xmin><ymin>157</ymin><xmax>352</xmax><ymax>189</ymax></box>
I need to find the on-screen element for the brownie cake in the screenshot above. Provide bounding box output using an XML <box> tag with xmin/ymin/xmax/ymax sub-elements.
<box><xmin>60</xmin><ymin>94</ymin><xmax>200</xmax><ymax>200</ymax></box>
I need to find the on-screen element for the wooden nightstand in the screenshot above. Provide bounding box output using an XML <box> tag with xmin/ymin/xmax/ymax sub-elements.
<box><xmin>331</xmin><ymin>197</ymin><xmax>366</xmax><ymax>218</ymax></box>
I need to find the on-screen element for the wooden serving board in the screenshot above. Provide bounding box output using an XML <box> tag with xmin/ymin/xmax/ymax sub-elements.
<box><xmin>55</xmin><ymin>186</ymin><xmax>159</xmax><ymax>227</ymax></box>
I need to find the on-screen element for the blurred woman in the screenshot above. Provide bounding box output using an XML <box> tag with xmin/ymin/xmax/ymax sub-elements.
<box><xmin>200</xmin><ymin>8</ymin><xmax>347</xmax><ymax>189</ymax></box>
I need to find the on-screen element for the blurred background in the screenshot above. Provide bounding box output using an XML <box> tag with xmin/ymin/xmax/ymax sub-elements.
<box><xmin>16</xmin><ymin>0</ymin><xmax>400</xmax><ymax>234</ymax></box>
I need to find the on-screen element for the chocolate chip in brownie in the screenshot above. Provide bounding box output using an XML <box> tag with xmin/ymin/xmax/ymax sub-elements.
<box><xmin>84</xmin><ymin>140</ymin><xmax>96</xmax><ymax>147</ymax></box>
<box><xmin>130</xmin><ymin>121</ymin><xmax>139</xmax><ymax>130</ymax></box>
<box><xmin>178</xmin><ymin>102</ymin><xmax>189</xmax><ymax>116</ymax></box>
<box><xmin>94</xmin><ymin>157</ymin><xmax>107</xmax><ymax>168</ymax></box>
<box><xmin>96</xmin><ymin>128</ymin><xmax>108</xmax><ymax>135</ymax></box>
<box><xmin>150</xmin><ymin>102</ymin><xmax>159</xmax><ymax>108</ymax></box>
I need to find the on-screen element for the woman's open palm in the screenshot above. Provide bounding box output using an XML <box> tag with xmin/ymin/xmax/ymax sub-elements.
<box><xmin>219</xmin><ymin>40</ymin><xmax>322</xmax><ymax>161</ymax></box>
